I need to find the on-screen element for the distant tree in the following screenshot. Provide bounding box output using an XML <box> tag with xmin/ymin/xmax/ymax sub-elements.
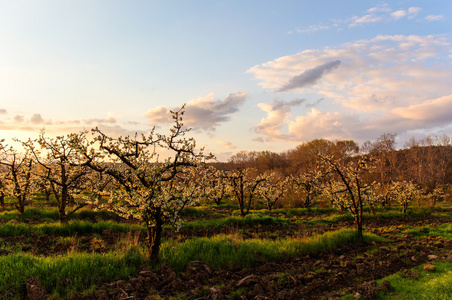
<box><xmin>200</xmin><ymin>166</ymin><xmax>231</xmax><ymax>206</ymax></box>
<box><xmin>228</xmin><ymin>168</ymin><xmax>266</xmax><ymax>216</ymax></box>
<box><xmin>362</xmin><ymin>133</ymin><xmax>397</xmax><ymax>185</ymax></box>
<box><xmin>24</xmin><ymin>131</ymin><xmax>91</xmax><ymax>223</ymax></box>
<box><xmin>257</xmin><ymin>171</ymin><xmax>288</xmax><ymax>211</ymax></box>
<box><xmin>290</xmin><ymin>168</ymin><xmax>322</xmax><ymax>209</ymax></box>
<box><xmin>390</xmin><ymin>181</ymin><xmax>421</xmax><ymax>213</ymax></box>
<box><xmin>321</xmin><ymin>155</ymin><xmax>377</xmax><ymax>238</ymax></box>
<box><xmin>0</xmin><ymin>142</ymin><xmax>35</xmax><ymax>214</ymax></box>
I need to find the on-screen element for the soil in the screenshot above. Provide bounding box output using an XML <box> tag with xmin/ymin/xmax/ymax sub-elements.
<box><xmin>22</xmin><ymin>215</ymin><xmax>452</xmax><ymax>300</ymax></box>
<box><xmin>3</xmin><ymin>208</ymin><xmax>451</xmax><ymax>299</ymax></box>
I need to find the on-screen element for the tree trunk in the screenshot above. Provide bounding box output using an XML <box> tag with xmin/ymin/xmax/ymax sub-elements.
<box><xmin>0</xmin><ymin>192</ymin><xmax>4</xmax><ymax>207</ymax></box>
<box><xmin>402</xmin><ymin>203</ymin><xmax>407</xmax><ymax>214</ymax></box>
<box><xmin>147</xmin><ymin>210</ymin><xmax>163</xmax><ymax>262</ymax></box>
<box><xmin>16</xmin><ymin>195</ymin><xmax>25</xmax><ymax>214</ymax></box>
<box><xmin>355</xmin><ymin>214</ymin><xmax>363</xmax><ymax>240</ymax></box>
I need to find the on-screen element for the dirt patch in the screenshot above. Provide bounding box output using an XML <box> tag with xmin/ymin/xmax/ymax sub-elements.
<box><xmin>69</xmin><ymin>229</ymin><xmax>452</xmax><ymax>299</ymax></box>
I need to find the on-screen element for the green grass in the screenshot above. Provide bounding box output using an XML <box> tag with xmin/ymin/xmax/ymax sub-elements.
<box><xmin>160</xmin><ymin>228</ymin><xmax>384</xmax><ymax>272</ymax></box>
<box><xmin>182</xmin><ymin>213</ymin><xmax>289</xmax><ymax>230</ymax></box>
<box><xmin>0</xmin><ymin>247</ymin><xmax>144</xmax><ymax>299</ymax></box>
<box><xmin>368</xmin><ymin>261</ymin><xmax>452</xmax><ymax>300</ymax></box>
<box><xmin>0</xmin><ymin>207</ymin><xmax>120</xmax><ymax>222</ymax></box>
<box><xmin>0</xmin><ymin>220</ymin><xmax>144</xmax><ymax>237</ymax></box>
<box><xmin>404</xmin><ymin>223</ymin><xmax>452</xmax><ymax>240</ymax></box>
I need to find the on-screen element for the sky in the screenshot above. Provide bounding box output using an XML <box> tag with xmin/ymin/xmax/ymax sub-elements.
<box><xmin>0</xmin><ymin>0</ymin><xmax>451</xmax><ymax>161</ymax></box>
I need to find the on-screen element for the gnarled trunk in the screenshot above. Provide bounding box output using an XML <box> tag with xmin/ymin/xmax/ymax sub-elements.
<box><xmin>147</xmin><ymin>209</ymin><xmax>163</xmax><ymax>262</ymax></box>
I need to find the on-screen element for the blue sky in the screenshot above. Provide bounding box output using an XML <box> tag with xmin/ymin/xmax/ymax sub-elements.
<box><xmin>0</xmin><ymin>0</ymin><xmax>451</xmax><ymax>160</ymax></box>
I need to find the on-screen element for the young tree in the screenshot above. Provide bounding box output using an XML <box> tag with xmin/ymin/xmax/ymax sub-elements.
<box><xmin>257</xmin><ymin>171</ymin><xmax>287</xmax><ymax>211</ymax></box>
<box><xmin>390</xmin><ymin>181</ymin><xmax>421</xmax><ymax>213</ymax></box>
<box><xmin>77</xmin><ymin>106</ymin><xmax>211</xmax><ymax>261</ymax></box>
<box><xmin>200</xmin><ymin>166</ymin><xmax>231</xmax><ymax>206</ymax></box>
<box><xmin>228</xmin><ymin>168</ymin><xmax>266</xmax><ymax>216</ymax></box>
<box><xmin>24</xmin><ymin>131</ymin><xmax>91</xmax><ymax>223</ymax></box>
<box><xmin>321</xmin><ymin>155</ymin><xmax>376</xmax><ymax>238</ymax></box>
<box><xmin>0</xmin><ymin>143</ymin><xmax>35</xmax><ymax>214</ymax></box>
<box><xmin>291</xmin><ymin>169</ymin><xmax>322</xmax><ymax>209</ymax></box>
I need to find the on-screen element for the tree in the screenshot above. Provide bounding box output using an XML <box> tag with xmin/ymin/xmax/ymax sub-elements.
<box><xmin>290</xmin><ymin>169</ymin><xmax>322</xmax><ymax>209</ymax></box>
<box><xmin>77</xmin><ymin>106</ymin><xmax>211</xmax><ymax>261</ymax></box>
<box><xmin>362</xmin><ymin>133</ymin><xmax>397</xmax><ymax>186</ymax></box>
<box><xmin>390</xmin><ymin>181</ymin><xmax>421</xmax><ymax>213</ymax></box>
<box><xmin>0</xmin><ymin>143</ymin><xmax>35</xmax><ymax>214</ymax></box>
<box><xmin>228</xmin><ymin>168</ymin><xmax>265</xmax><ymax>216</ymax></box>
<box><xmin>321</xmin><ymin>155</ymin><xmax>377</xmax><ymax>238</ymax></box>
<box><xmin>257</xmin><ymin>171</ymin><xmax>287</xmax><ymax>211</ymax></box>
<box><xmin>200</xmin><ymin>166</ymin><xmax>231</xmax><ymax>206</ymax></box>
<box><xmin>24</xmin><ymin>131</ymin><xmax>91</xmax><ymax>223</ymax></box>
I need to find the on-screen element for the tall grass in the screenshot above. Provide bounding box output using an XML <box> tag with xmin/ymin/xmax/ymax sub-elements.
<box><xmin>160</xmin><ymin>228</ymin><xmax>383</xmax><ymax>271</ymax></box>
<box><xmin>0</xmin><ymin>207</ymin><xmax>121</xmax><ymax>222</ymax></box>
<box><xmin>182</xmin><ymin>213</ymin><xmax>289</xmax><ymax>230</ymax></box>
<box><xmin>0</xmin><ymin>221</ymin><xmax>144</xmax><ymax>237</ymax></box>
<box><xmin>0</xmin><ymin>247</ymin><xmax>144</xmax><ymax>299</ymax></box>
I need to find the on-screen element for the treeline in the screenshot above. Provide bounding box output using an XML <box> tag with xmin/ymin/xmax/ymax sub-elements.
<box><xmin>217</xmin><ymin>133</ymin><xmax>452</xmax><ymax>193</ymax></box>
<box><xmin>0</xmin><ymin>104</ymin><xmax>451</xmax><ymax>261</ymax></box>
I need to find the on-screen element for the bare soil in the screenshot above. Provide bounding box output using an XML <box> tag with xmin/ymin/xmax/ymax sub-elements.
<box><xmin>19</xmin><ymin>212</ymin><xmax>452</xmax><ymax>300</ymax></box>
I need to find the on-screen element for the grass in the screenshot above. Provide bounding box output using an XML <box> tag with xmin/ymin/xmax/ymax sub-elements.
<box><xmin>0</xmin><ymin>247</ymin><xmax>144</xmax><ymax>299</ymax></box>
<box><xmin>160</xmin><ymin>228</ymin><xmax>384</xmax><ymax>272</ymax></box>
<box><xmin>182</xmin><ymin>213</ymin><xmax>289</xmax><ymax>230</ymax></box>
<box><xmin>404</xmin><ymin>223</ymin><xmax>452</xmax><ymax>240</ymax></box>
<box><xmin>0</xmin><ymin>220</ymin><xmax>144</xmax><ymax>237</ymax></box>
<box><xmin>0</xmin><ymin>207</ymin><xmax>120</xmax><ymax>222</ymax></box>
<box><xmin>369</xmin><ymin>261</ymin><xmax>452</xmax><ymax>300</ymax></box>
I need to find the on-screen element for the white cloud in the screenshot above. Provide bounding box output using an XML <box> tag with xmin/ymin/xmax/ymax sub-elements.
<box><xmin>426</xmin><ymin>15</ymin><xmax>444</xmax><ymax>21</ymax></box>
<box><xmin>144</xmin><ymin>93</ymin><xmax>247</xmax><ymax>132</ymax></box>
<box><xmin>249</xmin><ymin>34</ymin><xmax>452</xmax><ymax>143</ymax></box>
<box><xmin>407</xmin><ymin>7</ymin><xmax>421</xmax><ymax>18</ymax></box>
<box><xmin>293</xmin><ymin>24</ymin><xmax>329</xmax><ymax>34</ymax></box>
<box><xmin>391</xmin><ymin>10</ymin><xmax>406</xmax><ymax>19</ymax></box>
<box><xmin>254</xmin><ymin>99</ymin><xmax>304</xmax><ymax>138</ymax></box>
<box><xmin>294</xmin><ymin>4</ymin><xmax>426</xmax><ymax>33</ymax></box>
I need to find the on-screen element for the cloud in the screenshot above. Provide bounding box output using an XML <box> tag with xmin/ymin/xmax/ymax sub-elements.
<box><xmin>292</xmin><ymin>24</ymin><xmax>329</xmax><ymax>34</ymax></box>
<box><xmin>144</xmin><ymin>92</ymin><xmax>247</xmax><ymax>131</ymax></box>
<box><xmin>0</xmin><ymin>111</ymin><xmax>136</xmax><ymax>140</ymax></box>
<box><xmin>391</xmin><ymin>10</ymin><xmax>406</xmax><ymax>19</ymax></box>
<box><xmin>254</xmin><ymin>99</ymin><xmax>304</xmax><ymax>138</ymax></box>
<box><xmin>392</xmin><ymin>94</ymin><xmax>452</xmax><ymax>124</ymax></box>
<box><xmin>14</xmin><ymin>115</ymin><xmax>24</xmax><ymax>123</ymax></box>
<box><xmin>215</xmin><ymin>140</ymin><xmax>237</xmax><ymax>150</ymax></box>
<box><xmin>294</xmin><ymin>4</ymin><xmax>426</xmax><ymax>33</ymax></box>
<box><xmin>277</xmin><ymin>60</ymin><xmax>341</xmax><ymax>92</ymax></box>
<box><xmin>407</xmin><ymin>7</ymin><xmax>421</xmax><ymax>17</ymax></box>
<box><xmin>249</xmin><ymin>34</ymin><xmax>452</xmax><ymax>143</ymax></box>
<box><xmin>426</xmin><ymin>15</ymin><xmax>444</xmax><ymax>21</ymax></box>
<box><xmin>84</xmin><ymin>116</ymin><xmax>117</xmax><ymax>125</ymax></box>
<box><xmin>0</xmin><ymin>109</ymin><xmax>7</xmax><ymax>115</ymax></box>
<box><xmin>30</xmin><ymin>114</ymin><xmax>45</xmax><ymax>124</ymax></box>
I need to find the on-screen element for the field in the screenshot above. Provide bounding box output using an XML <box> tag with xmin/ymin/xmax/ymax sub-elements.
<box><xmin>0</xmin><ymin>197</ymin><xmax>451</xmax><ymax>300</ymax></box>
